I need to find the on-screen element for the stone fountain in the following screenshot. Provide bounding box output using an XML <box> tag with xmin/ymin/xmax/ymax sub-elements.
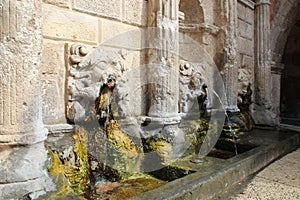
<box><xmin>46</xmin><ymin>1</ymin><xmax>228</xmax><ymax>197</ymax></box>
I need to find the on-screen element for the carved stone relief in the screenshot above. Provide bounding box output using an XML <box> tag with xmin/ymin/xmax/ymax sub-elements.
<box><xmin>237</xmin><ymin>66</ymin><xmax>253</xmax><ymax>108</ymax></box>
<box><xmin>179</xmin><ymin>60</ymin><xmax>207</xmax><ymax>115</ymax></box>
<box><xmin>67</xmin><ymin>44</ymin><xmax>129</xmax><ymax>123</ymax></box>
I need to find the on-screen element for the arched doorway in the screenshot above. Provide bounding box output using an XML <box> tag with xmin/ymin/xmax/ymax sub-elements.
<box><xmin>280</xmin><ymin>10</ymin><xmax>300</xmax><ymax>125</ymax></box>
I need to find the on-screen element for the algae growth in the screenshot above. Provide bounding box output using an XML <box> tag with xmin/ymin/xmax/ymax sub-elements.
<box><xmin>47</xmin><ymin>128</ymin><xmax>91</xmax><ymax>198</ymax></box>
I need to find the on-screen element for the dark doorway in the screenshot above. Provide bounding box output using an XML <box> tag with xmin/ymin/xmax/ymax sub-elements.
<box><xmin>280</xmin><ymin>12</ymin><xmax>300</xmax><ymax>125</ymax></box>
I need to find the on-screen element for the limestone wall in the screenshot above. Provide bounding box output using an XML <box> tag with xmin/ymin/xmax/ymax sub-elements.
<box><xmin>237</xmin><ymin>0</ymin><xmax>255</xmax><ymax>103</ymax></box>
<box><xmin>41</xmin><ymin>0</ymin><xmax>259</xmax><ymax>124</ymax></box>
<box><xmin>41</xmin><ymin>0</ymin><xmax>147</xmax><ymax>124</ymax></box>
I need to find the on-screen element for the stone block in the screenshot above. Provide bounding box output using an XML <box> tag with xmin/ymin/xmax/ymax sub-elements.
<box><xmin>123</xmin><ymin>0</ymin><xmax>147</xmax><ymax>26</ymax></box>
<box><xmin>244</xmin><ymin>7</ymin><xmax>254</xmax><ymax>24</ymax></box>
<box><xmin>42</xmin><ymin>5</ymin><xmax>97</xmax><ymax>43</ymax></box>
<box><xmin>202</xmin><ymin>1</ymin><xmax>215</xmax><ymax>24</ymax></box>
<box><xmin>42</xmin><ymin>39</ymin><xmax>67</xmax><ymax>124</ymax></box>
<box><xmin>74</xmin><ymin>0</ymin><xmax>122</xmax><ymax>20</ymax></box>
<box><xmin>43</xmin><ymin>0</ymin><xmax>69</xmax><ymax>8</ymax></box>
<box><xmin>237</xmin><ymin>3</ymin><xmax>246</xmax><ymax>21</ymax></box>
<box><xmin>241</xmin><ymin>54</ymin><xmax>254</xmax><ymax>67</ymax></box>
<box><xmin>238</xmin><ymin>19</ymin><xmax>253</xmax><ymax>40</ymax></box>
<box><xmin>237</xmin><ymin>36</ymin><xmax>253</xmax><ymax>56</ymax></box>
<box><xmin>99</xmin><ymin>18</ymin><xmax>140</xmax><ymax>43</ymax></box>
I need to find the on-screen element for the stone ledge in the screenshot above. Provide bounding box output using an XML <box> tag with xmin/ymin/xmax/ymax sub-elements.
<box><xmin>238</xmin><ymin>0</ymin><xmax>255</xmax><ymax>9</ymax></box>
<box><xmin>45</xmin><ymin>124</ymin><xmax>75</xmax><ymax>136</ymax></box>
<box><xmin>43</xmin><ymin>0</ymin><xmax>69</xmax><ymax>8</ymax></box>
<box><xmin>0</xmin><ymin>128</ymin><xmax>48</xmax><ymax>145</ymax></box>
<box><xmin>0</xmin><ymin>175</ymin><xmax>55</xmax><ymax>199</ymax></box>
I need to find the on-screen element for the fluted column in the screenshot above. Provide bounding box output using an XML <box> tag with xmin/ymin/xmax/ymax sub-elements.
<box><xmin>147</xmin><ymin>0</ymin><xmax>180</xmax><ymax>121</ymax></box>
<box><xmin>0</xmin><ymin>0</ymin><xmax>53</xmax><ymax>198</ymax></box>
<box><xmin>221</xmin><ymin>0</ymin><xmax>239</xmax><ymax>113</ymax></box>
<box><xmin>254</xmin><ymin>0</ymin><xmax>271</xmax><ymax>107</ymax></box>
<box><xmin>252</xmin><ymin>0</ymin><xmax>276</xmax><ymax>125</ymax></box>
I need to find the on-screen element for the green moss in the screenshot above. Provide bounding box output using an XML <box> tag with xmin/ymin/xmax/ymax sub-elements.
<box><xmin>48</xmin><ymin>129</ymin><xmax>91</xmax><ymax>198</ymax></box>
<box><xmin>184</xmin><ymin>118</ymin><xmax>209</xmax><ymax>155</ymax></box>
<box><xmin>105</xmin><ymin>121</ymin><xmax>140</xmax><ymax>178</ymax></box>
<box><xmin>67</xmin><ymin>130</ymin><xmax>90</xmax><ymax>196</ymax></box>
<box><xmin>48</xmin><ymin>151</ymin><xmax>73</xmax><ymax>196</ymax></box>
<box><xmin>221</xmin><ymin>122</ymin><xmax>240</xmax><ymax>138</ymax></box>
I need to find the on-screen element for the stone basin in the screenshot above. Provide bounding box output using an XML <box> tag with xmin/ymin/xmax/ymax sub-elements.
<box><xmin>41</xmin><ymin>127</ymin><xmax>300</xmax><ymax>200</ymax></box>
<box><xmin>130</xmin><ymin>128</ymin><xmax>300</xmax><ymax>200</ymax></box>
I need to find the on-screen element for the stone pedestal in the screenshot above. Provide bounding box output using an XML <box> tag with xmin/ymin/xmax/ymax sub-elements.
<box><xmin>0</xmin><ymin>0</ymin><xmax>54</xmax><ymax>198</ymax></box>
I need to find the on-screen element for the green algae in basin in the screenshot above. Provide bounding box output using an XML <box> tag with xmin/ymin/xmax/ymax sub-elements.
<box><xmin>92</xmin><ymin>175</ymin><xmax>166</xmax><ymax>200</ymax></box>
<box><xmin>47</xmin><ymin>128</ymin><xmax>91</xmax><ymax>198</ymax></box>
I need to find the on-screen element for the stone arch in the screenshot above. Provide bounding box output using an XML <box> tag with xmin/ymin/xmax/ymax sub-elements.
<box><xmin>179</xmin><ymin>0</ymin><xmax>204</xmax><ymax>24</ymax></box>
<box><xmin>270</xmin><ymin>0</ymin><xmax>300</xmax><ymax>124</ymax></box>
<box><xmin>270</xmin><ymin>0</ymin><xmax>299</xmax><ymax>63</ymax></box>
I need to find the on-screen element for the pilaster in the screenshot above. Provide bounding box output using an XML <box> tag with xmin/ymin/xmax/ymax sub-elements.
<box><xmin>0</xmin><ymin>0</ymin><xmax>54</xmax><ymax>198</ymax></box>
<box><xmin>271</xmin><ymin>62</ymin><xmax>284</xmax><ymax>125</ymax></box>
<box><xmin>147</xmin><ymin>0</ymin><xmax>180</xmax><ymax>120</ymax></box>
<box><xmin>221</xmin><ymin>0</ymin><xmax>240</xmax><ymax>113</ymax></box>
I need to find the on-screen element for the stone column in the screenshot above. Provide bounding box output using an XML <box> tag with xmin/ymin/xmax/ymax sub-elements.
<box><xmin>142</xmin><ymin>0</ymin><xmax>185</xmax><ymax>164</ymax></box>
<box><xmin>147</xmin><ymin>0</ymin><xmax>180</xmax><ymax>122</ymax></box>
<box><xmin>252</xmin><ymin>0</ymin><xmax>276</xmax><ymax>125</ymax></box>
<box><xmin>0</xmin><ymin>0</ymin><xmax>54</xmax><ymax>198</ymax></box>
<box><xmin>221</xmin><ymin>0</ymin><xmax>239</xmax><ymax>113</ymax></box>
<box><xmin>271</xmin><ymin>62</ymin><xmax>284</xmax><ymax>125</ymax></box>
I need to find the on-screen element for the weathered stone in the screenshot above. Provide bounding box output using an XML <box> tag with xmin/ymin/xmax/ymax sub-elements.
<box><xmin>99</xmin><ymin>18</ymin><xmax>139</xmax><ymax>43</ymax></box>
<box><xmin>244</xmin><ymin>6</ymin><xmax>255</xmax><ymax>24</ymax></box>
<box><xmin>0</xmin><ymin>0</ymin><xmax>54</xmax><ymax>198</ymax></box>
<box><xmin>46</xmin><ymin>124</ymin><xmax>75</xmax><ymax>136</ymax></box>
<box><xmin>252</xmin><ymin>0</ymin><xmax>276</xmax><ymax>126</ymax></box>
<box><xmin>74</xmin><ymin>0</ymin><xmax>122</xmax><ymax>20</ymax></box>
<box><xmin>237</xmin><ymin>3</ymin><xmax>247</xmax><ymax>21</ymax></box>
<box><xmin>238</xmin><ymin>0</ymin><xmax>255</xmax><ymax>9</ymax></box>
<box><xmin>237</xmin><ymin>36</ymin><xmax>253</xmax><ymax>56</ymax></box>
<box><xmin>271</xmin><ymin>62</ymin><xmax>284</xmax><ymax>125</ymax></box>
<box><xmin>42</xmin><ymin>4</ymin><xmax>97</xmax><ymax>43</ymax></box>
<box><xmin>238</xmin><ymin>19</ymin><xmax>253</xmax><ymax>40</ymax></box>
<box><xmin>43</xmin><ymin>0</ymin><xmax>69</xmax><ymax>8</ymax></box>
<box><xmin>147</xmin><ymin>0</ymin><xmax>180</xmax><ymax>118</ymax></box>
<box><xmin>66</xmin><ymin>44</ymin><xmax>127</xmax><ymax>122</ymax></box>
<box><xmin>123</xmin><ymin>0</ymin><xmax>147</xmax><ymax>26</ymax></box>
<box><xmin>219</xmin><ymin>0</ymin><xmax>239</xmax><ymax>112</ymax></box>
<box><xmin>42</xmin><ymin>40</ymin><xmax>67</xmax><ymax>124</ymax></box>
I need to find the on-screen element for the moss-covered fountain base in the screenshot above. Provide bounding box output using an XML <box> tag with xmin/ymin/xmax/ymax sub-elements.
<box><xmin>40</xmin><ymin>125</ymin><xmax>300</xmax><ymax>200</ymax></box>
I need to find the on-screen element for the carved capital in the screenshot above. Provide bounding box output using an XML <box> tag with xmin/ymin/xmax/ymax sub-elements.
<box><xmin>255</xmin><ymin>0</ymin><xmax>270</xmax><ymax>6</ymax></box>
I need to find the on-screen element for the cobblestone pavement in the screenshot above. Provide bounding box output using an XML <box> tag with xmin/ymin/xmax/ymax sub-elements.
<box><xmin>229</xmin><ymin>145</ymin><xmax>300</xmax><ymax>200</ymax></box>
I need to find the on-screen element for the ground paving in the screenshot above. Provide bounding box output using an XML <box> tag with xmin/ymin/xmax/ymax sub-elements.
<box><xmin>229</xmin><ymin>124</ymin><xmax>300</xmax><ymax>200</ymax></box>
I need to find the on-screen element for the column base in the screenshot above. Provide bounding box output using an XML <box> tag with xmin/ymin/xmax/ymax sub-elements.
<box><xmin>0</xmin><ymin>127</ymin><xmax>48</xmax><ymax>145</ymax></box>
<box><xmin>250</xmin><ymin>104</ymin><xmax>277</xmax><ymax>126</ymax></box>
<box><xmin>0</xmin><ymin>175</ymin><xmax>55</xmax><ymax>199</ymax></box>
<box><xmin>0</xmin><ymin>142</ymin><xmax>55</xmax><ymax>199</ymax></box>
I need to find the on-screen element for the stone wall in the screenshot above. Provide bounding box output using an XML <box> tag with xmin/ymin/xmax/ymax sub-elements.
<box><xmin>236</xmin><ymin>0</ymin><xmax>255</xmax><ymax>103</ymax></box>
<box><xmin>41</xmin><ymin>0</ymin><xmax>146</xmax><ymax>125</ymax></box>
<box><xmin>41</xmin><ymin>0</ymin><xmax>259</xmax><ymax>125</ymax></box>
